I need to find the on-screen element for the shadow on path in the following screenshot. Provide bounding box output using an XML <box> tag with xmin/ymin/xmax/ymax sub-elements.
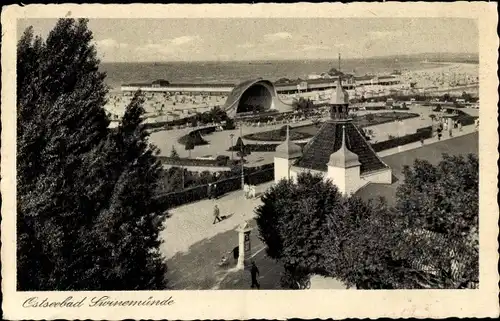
<box><xmin>166</xmin><ymin>220</ymin><xmax>283</xmax><ymax>290</ymax></box>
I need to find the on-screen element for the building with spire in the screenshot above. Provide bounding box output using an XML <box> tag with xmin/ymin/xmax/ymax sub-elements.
<box><xmin>273</xmin><ymin>77</ymin><xmax>393</xmax><ymax>195</ymax></box>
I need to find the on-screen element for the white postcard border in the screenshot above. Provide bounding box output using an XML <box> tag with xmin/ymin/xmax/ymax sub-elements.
<box><xmin>2</xmin><ymin>3</ymin><xmax>499</xmax><ymax>320</ymax></box>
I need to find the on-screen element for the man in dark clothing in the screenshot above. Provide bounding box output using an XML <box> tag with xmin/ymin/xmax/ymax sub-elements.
<box><xmin>212</xmin><ymin>205</ymin><xmax>222</xmax><ymax>224</ymax></box>
<box><xmin>250</xmin><ymin>261</ymin><xmax>260</xmax><ymax>289</ymax></box>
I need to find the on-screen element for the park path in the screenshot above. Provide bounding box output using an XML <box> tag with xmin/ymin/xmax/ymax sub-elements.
<box><xmin>159</xmin><ymin>182</ymin><xmax>273</xmax><ymax>260</ymax></box>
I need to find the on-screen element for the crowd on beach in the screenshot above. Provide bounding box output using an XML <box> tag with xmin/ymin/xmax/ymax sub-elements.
<box><xmin>400</xmin><ymin>63</ymin><xmax>479</xmax><ymax>89</ymax></box>
<box><xmin>104</xmin><ymin>63</ymin><xmax>478</xmax><ymax>123</ymax></box>
<box><xmin>105</xmin><ymin>92</ymin><xmax>228</xmax><ymax>121</ymax></box>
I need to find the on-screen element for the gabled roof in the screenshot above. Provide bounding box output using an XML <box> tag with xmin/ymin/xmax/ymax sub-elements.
<box><xmin>295</xmin><ymin>120</ymin><xmax>388</xmax><ymax>174</ymax></box>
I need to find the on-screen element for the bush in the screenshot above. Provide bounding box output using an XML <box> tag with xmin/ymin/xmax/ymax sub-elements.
<box><xmin>178</xmin><ymin>128</ymin><xmax>212</xmax><ymax>146</ymax></box>
<box><xmin>215</xmin><ymin>155</ymin><xmax>230</xmax><ymax>166</ymax></box>
<box><xmin>159</xmin><ymin>156</ymin><xmax>237</xmax><ymax>167</ymax></box>
<box><xmin>228</xmin><ymin>142</ymin><xmax>308</xmax><ymax>153</ymax></box>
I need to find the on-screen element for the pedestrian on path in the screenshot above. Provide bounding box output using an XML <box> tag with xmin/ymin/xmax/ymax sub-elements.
<box><xmin>212</xmin><ymin>205</ymin><xmax>222</xmax><ymax>224</ymax></box>
<box><xmin>250</xmin><ymin>261</ymin><xmax>260</xmax><ymax>289</ymax></box>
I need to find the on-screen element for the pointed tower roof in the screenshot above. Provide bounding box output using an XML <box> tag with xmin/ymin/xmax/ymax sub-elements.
<box><xmin>328</xmin><ymin>125</ymin><xmax>361</xmax><ymax>168</ymax></box>
<box><xmin>275</xmin><ymin>125</ymin><xmax>302</xmax><ymax>159</ymax></box>
<box><xmin>330</xmin><ymin>77</ymin><xmax>349</xmax><ymax>105</ymax></box>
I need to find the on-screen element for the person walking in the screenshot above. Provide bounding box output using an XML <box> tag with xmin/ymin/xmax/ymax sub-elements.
<box><xmin>212</xmin><ymin>205</ymin><xmax>222</xmax><ymax>224</ymax></box>
<box><xmin>250</xmin><ymin>261</ymin><xmax>260</xmax><ymax>289</ymax></box>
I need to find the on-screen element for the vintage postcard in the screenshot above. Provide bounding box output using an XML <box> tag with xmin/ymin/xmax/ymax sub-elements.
<box><xmin>1</xmin><ymin>2</ymin><xmax>499</xmax><ymax>320</ymax></box>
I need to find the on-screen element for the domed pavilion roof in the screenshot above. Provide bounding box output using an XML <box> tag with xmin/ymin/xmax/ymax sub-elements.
<box><xmin>275</xmin><ymin>125</ymin><xmax>302</xmax><ymax>159</ymax></box>
<box><xmin>330</xmin><ymin>78</ymin><xmax>349</xmax><ymax>105</ymax></box>
<box><xmin>328</xmin><ymin>125</ymin><xmax>361</xmax><ymax>168</ymax></box>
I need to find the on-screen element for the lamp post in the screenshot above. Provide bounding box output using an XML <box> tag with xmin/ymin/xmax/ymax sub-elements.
<box><xmin>239</xmin><ymin>122</ymin><xmax>245</xmax><ymax>190</ymax></box>
<box><xmin>230</xmin><ymin>133</ymin><xmax>234</xmax><ymax>161</ymax></box>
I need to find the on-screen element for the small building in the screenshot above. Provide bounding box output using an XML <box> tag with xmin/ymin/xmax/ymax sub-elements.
<box><xmin>274</xmin><ymin>78</ymin><xmax>392</xmax><ymax>196</ymax></box>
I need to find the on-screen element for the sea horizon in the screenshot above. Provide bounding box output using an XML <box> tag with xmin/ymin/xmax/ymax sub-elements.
<box><xmin>100</xmin><ymin>51</ymin><xmax>479</xmax><ymax>65</ymax></box>
<box><xmin>100</xmin><ymin>52</ymin><xmax>479</xmax><ymax>91</ymax></box>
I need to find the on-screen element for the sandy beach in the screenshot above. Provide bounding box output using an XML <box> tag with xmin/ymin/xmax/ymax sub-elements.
<box><xmin>103</xmin><ymin>62</ymin><xmax>479</xmax><ymax>123</ymax></box>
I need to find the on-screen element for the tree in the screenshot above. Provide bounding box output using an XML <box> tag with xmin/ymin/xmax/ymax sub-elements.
<box><xmin>17</xmin><ymin>18</ymin><xmax>168</xmax><ymax>291</ymax></box>
<box><xmin>184</xmin><ymin>136</ymin><xmax>195</xmax><ymax>158</ymax></box>
<box><xmin>393</xmin><ymin>153</ymin><xmax>479</xmax><ymax>289</ymax></box>
<box><xmin>461</xmin><ymin>91</ymin><xmax>472</xmax><ymax>102</ymax></box>
<box><xmin>328</xmin><ymin>68</ymin><xmax>344</xmax><ymax>76</ymax></box>
<box><xmin>325</xmin><ymin>153</ymin><xmax>479</xmax><ymax>289</ymax></box>
<box><xmin>93</xmin><ymin>91</ymin><xmax>169</xmax><ymax>290</ymax></box>
<box><xmin>190</xmin><ymin>116</ymin><xmax>198</xmax><ymax>128</ymax></box>
<box><xmin>292</xmin><ymin>97</ymin><xmax>314</xmax><ymax>116</ymax></box>
<box><xmin>322</xmin><ymin>196</ymin><xmax>403</xmax><ymax>289</ymax></box>
<box><xmin>234</xmin><ymin>137</ymin><xmax>250</xmax><ymax>160</ymax></box>
<box><xmin>255</xmin><ymin>172</ymin><xmax>347</xmax><ymax>288</ymax></box>
<box><xmin>170</xmin><ymin>145</ymin><xmax>180</xmax><ymax>159</ymax></box>
<box><xmin>225</xmin><ymin>117</ymin><xmax>235</xmax><ymax>130</ymax></box>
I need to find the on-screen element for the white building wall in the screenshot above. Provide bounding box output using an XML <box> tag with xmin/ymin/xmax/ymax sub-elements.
<box><xmin>359</xmin><ymin>168</ymin><xmax>392</xmax><ymax>186</ymax></box>
<box><xmin>274</xmin><ymin>157</ymin><xmax>291</xmax><ymax>183</ymax></box>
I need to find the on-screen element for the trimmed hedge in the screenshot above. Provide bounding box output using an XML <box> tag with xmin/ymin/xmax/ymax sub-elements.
<box><xmin>178</xmin><ymin>124</ymin><xmax>235</xmax><ymax>146</ymax></box>
<box><xmin>159</xmin><ymin>155</ymin><xmax>240</xmax><ymax>167</ymax></box>
<box><xmin>228</xmin><ymin>142</ymin><xmax>308</xmax><ymax>152</ymax></box>
<box><xmin>156</xmin><ymin>164</ymin><xmax>275</xmax><ymax>208</ymax></box>
<box><xmin>371</xmin><ymin>127</ymin><xmax>433</xmax><ymax>152</ymax></box>
<box><xmin>244</xmin><ymin>127</ymin><xmax>313</xmax><ymax>142</ymax></box>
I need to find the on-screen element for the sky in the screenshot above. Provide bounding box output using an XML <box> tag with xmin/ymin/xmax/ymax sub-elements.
<box><xmin>17</xmin><ymin>18</ymin><xmax>478</xmax><ymax>63</ymax></box>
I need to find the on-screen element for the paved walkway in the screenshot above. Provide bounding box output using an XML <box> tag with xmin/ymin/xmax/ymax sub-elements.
<box><xmin>378</xmin><ymin>123</ymin><xmax>477</xmax><ymax>158</ymax></box>
<box><xmin>159</xmin><ymin>182</ymin><xmax>273</xmax><ymax>259</ymax></box>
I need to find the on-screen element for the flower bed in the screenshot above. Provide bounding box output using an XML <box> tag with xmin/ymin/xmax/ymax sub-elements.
<box><xmin>244</xmin><ymin>126</ymin><xmax>314</xmax><ymax>142</ymax></box>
